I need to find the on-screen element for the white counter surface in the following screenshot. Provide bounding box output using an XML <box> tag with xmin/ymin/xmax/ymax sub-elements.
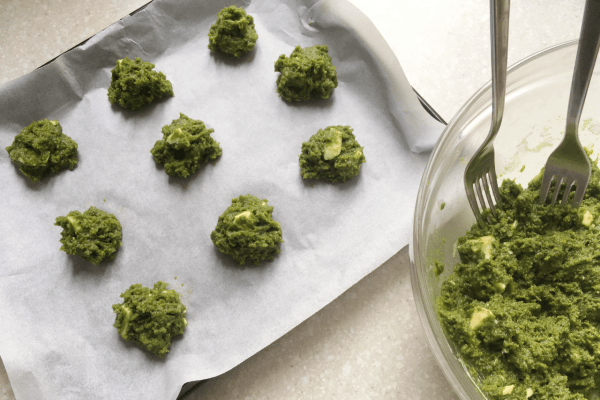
<box><xmin>0</xmin><ymin>1</ymin><xmax>584</xmax><ymax>399</ymax></box>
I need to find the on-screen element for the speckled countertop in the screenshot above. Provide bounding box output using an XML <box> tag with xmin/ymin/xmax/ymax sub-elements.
<box><xmin>0</xmin><ymin>1</ymin><xmax>584</xmax><ymax>399</ymax></box>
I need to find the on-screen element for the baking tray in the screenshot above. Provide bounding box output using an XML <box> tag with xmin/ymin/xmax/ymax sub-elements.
<box><xmin>1</xmin><ymin>0</ymin><xmax>445</xmax><ymax>398</ymax></box>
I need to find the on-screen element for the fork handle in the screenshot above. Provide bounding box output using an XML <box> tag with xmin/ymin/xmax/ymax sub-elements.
<box><xmin>489</xmin><ymin>0</ymin><xmax>510</xmax><ymax>137</ymax></box>
<box><xmin>472</xmin><ymin>0</ymin><xmax>510</xmax><ymax>149</ymax></box>
<box><xmin>565</xmin><ymin>0</ymin><xmax>600</xmax><ymax>142</ymax></box>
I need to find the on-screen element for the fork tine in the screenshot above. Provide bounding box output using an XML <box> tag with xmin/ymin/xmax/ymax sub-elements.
<box><xmin>561</xmin><ymin>180</ymin><xmax>575</xmax><ymax>205</ymax></box>
<box><xmin>466</xmin><ymin>184</ymin><xmax>484</xmax><ymax>225</ymax></box>
<box><xmin>476</xmin><ymin>178</ymin><xmax>495</xmax><ymax>225</ymax></box>
<box><xmin>539</xmin><ymin>173</ymin><xmax>553</xmax><ymax>205</ymax></box>
<box><xmin>489</xmin><ymin>169</ymin><xmax>501</xmax><ymax>205</ymax></box>
<box><xmin>573</xmin><ymin>184</ymin><xmax>587</xmax><ymax>207</ymax></box>
<box><xmin>475</xmin><ymin>178</ymin><xmax>487</xmax><ymax>211</ymax></box>
<box><xmin>550</xmin><ymin>176</ymin><xmax>564</xmax><ymax>205</ymax></box>
<box><xmin>482</xmin><ymin>172</ymin><xmax>496</xmax><ymax>213</ymax></box>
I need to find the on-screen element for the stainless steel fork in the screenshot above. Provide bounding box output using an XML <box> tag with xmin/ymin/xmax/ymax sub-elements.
<box><xmin>464</xmin><ymin>0</ymin><xmax>510</xmax><ymax>225</ymax></box>
<box><xmin>538</xmin><ymin>0</ymin><xmax>600</xmax><ymax>207</ymax></box>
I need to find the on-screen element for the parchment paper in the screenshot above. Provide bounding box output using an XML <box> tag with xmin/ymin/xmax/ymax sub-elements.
<box><xmin>0</xmin><ymin>0</ymin><xmax>444</xmax><ymax>399</ymax></box>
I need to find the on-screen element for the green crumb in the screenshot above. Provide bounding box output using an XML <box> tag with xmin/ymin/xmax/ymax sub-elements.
<box><xmin>586</xmin><ymin>146</ymin><xmax>595</xmax><ymax>157</ymax></box>
<box><xmin>274</xmin><ymin>45</ymin><xmax>338</xmax><ymax>102</ymax></box>
<box><xmin>208</xmin><ymin>5</ymin><xmax>258</xmax><ymax>58</ymax></box>
<box><xmin>519</xmin><ymin>165</ymin><xmax>525</xmax><ymax>172</ymax></box>
<box><xmin>112</xmin><ymin>281</ymin><xmax>187</xmax><ymax>358</ymax></box>
<box><xmin>442</xmin><ymin>238</ymin><xmax>446</xmax><ymax>244</ymax></box>
<box><xmin>150</xmin><ymin>113</ymin><xmax>222</xmax><ymax>178</ymax></box>
<box><xmin>440</xmin><ymin>202</ymin><xmax>446</xmax><ymax>210</ymax></box>
<box><xmin>55</xmin><ymin>206</ymin><xmax>122</xmax><ymax>265</ymax></box>
<box><xmin>299</xmin><ymin>125</ymin><xmax>365</xmax><ymax>183</ymax></box>
<box><xmin>434</xmin><ymin>260</ymin><xmax>445</xmax><ymax>277</ymax></box>
<box><xmin>5</xmin><ymin>119</ymin><xmax>78</xmax><ymax>182</ymax></box>
<box><xmin>107</xmin><ymin>57</ymin><xmax>173</xmax><ymax>111</ymax></box>
<box><xmin>437</xmin><ymin>154</ymin><xmax>600</xmax><ymax>399</ymax></box>
<box><xmin>211</xmin><ymin>195</ymin><xmax>283</xmax><ymax>265</ymax></box>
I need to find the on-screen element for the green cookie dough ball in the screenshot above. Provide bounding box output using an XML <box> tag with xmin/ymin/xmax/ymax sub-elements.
<box><xmin>299</xmin><ymin>125</ymin><xmax>366</xmax><ymax>183</ymax></box>
<box><xmin>208</xmin><ymin>5</ymin><xmax>258</xmax><ymax>58</ymax></box>
<box><xmin>107</xmin><ymin>57</ymin><xmax>174</xmax><ymax>111</ymax></box>
<box><xmin>5</xmin><ymin>119</ymin><xmax>78</xmax><ymax>182</ymax></box>
<box><xmin>211</xmin><ymin>195</ymin><xmax>283</xmax><ymax>265</ymax></box>
<box><xmin>112</xmin><ymin>281</ymin><xmax>187</xmax><ymax>358</ymax></box>
<box><xmin>55</xmin><ymin>206</ymin><xmax>122</xmax><ymax>265</ymax></box>
<box><xmin>150</xmin><ymin>113</ymin><xmax>222</xmax><ymax>178</ymax></box>
<box><xmin>274</xmin><ymin>45</ymin><xmax>338</xmax><ymax>102</ymax></box>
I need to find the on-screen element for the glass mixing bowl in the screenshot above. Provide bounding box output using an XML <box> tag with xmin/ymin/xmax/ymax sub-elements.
<box><xmin>410</xmin><ymin>40</ymin><xmax>600</xmax><ymax>399</ymax></box>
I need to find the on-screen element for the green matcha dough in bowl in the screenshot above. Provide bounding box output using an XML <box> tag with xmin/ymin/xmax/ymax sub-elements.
<box><xmin>437</xmin><ymin>157</ymin><xmax>600</xmax><ymax>400</ymax></box>
<box><xmin>5</xmin><ymin>119</ymin><xmax>78</xmax><ymax>182</ymax></box>
<box><xmin>211</xmin><ymin>195</ymin><xmax>283</xmax><ymax>265</ymax></box>
<box><xmin>107</xmin><ymin>57</ymin><xmax>173</xmax><ymax>111</ymax></box>
<box><xmin>411</xmin><ymin>41</ymin><xmax>600</xmax><ymax>400</ymax></box>
<box><xmin>112</xmin><ymin>281</ymin><xmax>187</xmax><ymax>358</ymax></box>
<box><xmin>274</xmin><ymin>45</ymin><xmax>338</xmax><ymax>102</ymax></box>
<box><xmin>55</xmin><ymin>206</ymin><xmax>122</xmax><ymax>265</ymax></box>
<box><xmin>208</xmin><ymin>5</ymin><xmax>258</xmax><ymax>58</ymax></box>
<box><xmin>150</xmin><ymin>113</ymin><xmax>222</xmax><ymax>178</ymax></box>
<box><xmin>299</xmin><ymin>125</ymin><xmax>366</xmax><ymax>183</ymax></box>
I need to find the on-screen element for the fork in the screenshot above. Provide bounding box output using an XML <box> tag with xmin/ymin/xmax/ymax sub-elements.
<box><xmin>464</xmin><ymin>0</ymin><xmax>510</xmax><ymax>225</ymax></box>
<box><xmin>538</xmin><ymin>0</ymin><xmax>600</xmax><ymax>208</ymax></box>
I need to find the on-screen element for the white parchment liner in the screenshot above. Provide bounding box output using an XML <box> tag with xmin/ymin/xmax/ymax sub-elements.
<box><xmin>0</xmin><ymin>0</ymin><xmax>444</xmax><ymax>399</ymax></box>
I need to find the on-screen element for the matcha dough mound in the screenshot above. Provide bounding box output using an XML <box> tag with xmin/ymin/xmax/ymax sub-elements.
<box><xmin>299</xmin><ymin>125</ymin><xmax>366</xmax><ymax>183</ymax></box>
<box><xmin>437</xmin><ymin>156</ymin><xmax>600</xmax><ymax>399</ymax></box>
<box><xmin>274</xmin><ymin>45</ymin><xmax>338</xmax><ymax>102</ymax></box>
<box><xmin>55</xmin><ymin>206</ymin><xmax>122</xmax><ymax>265</ymax></box>
<box><xmin>150</xmin><ymin>113</ymin><xmax>222</xmax><ymax>178</ymax></box>
<box><xmin>112</xmin><ymin>281</ymin><xmax>187</xmax><ymax>358</ymax></box>
<box><xmin>208</xmin><ymin>5</ymin><xmax>258</xmax><ymax>58</ymax></box>
<box><xmin>5</xmin><ymin>119</ymin><xmax>78</xmax><ymax>182</ymax></box>
<box><xmin>211</xmin><ymin>195</ymin><xmax>283</xmax><ymax>265</ymax></box>
<box><xmin>107</xmin><ymin>57</ymin><xmax>173</xmax><ymax>111</ymax></box>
